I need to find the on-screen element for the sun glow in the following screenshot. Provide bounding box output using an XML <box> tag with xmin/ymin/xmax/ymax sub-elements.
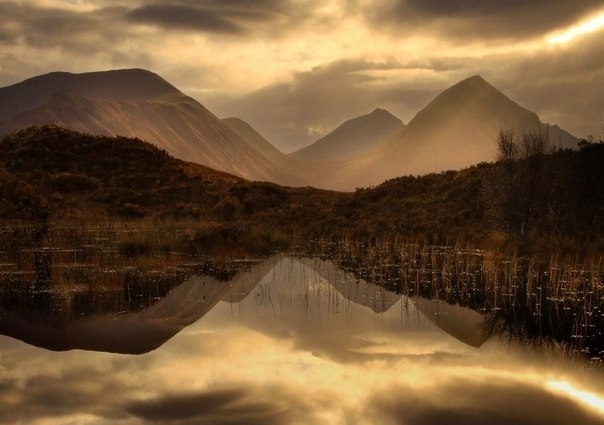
<box><xmin>546</xmin><ymin>11</ymin><xmax>604</xmax><ymax>44</ymax></box>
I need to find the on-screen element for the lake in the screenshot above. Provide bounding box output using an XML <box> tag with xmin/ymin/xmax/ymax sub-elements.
<box><xmin>0</xmin><ymin>229</ymin><xmax>603</xmax><ymax>424</ymax></box>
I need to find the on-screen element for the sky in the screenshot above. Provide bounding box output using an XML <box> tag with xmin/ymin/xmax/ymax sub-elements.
<box><xmin>0</xmin><ymin>1</ymin><xmax>603</xmax><ymax>152</ymax></box>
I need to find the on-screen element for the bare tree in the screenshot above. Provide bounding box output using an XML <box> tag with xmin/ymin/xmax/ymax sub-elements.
<box><xmin>497</xmin><ymin>129</ymin><xmax>518</xmax><ymax>163</ymax></box>
<box><xmin>519</xmin><ymin>128</ymin><xmax>549</xmax><ymax>158</ymax></box>
<box><xmin>494</xmin><ymin>128</ymin><xmax>552</xmax><ymax>237</ymax></box>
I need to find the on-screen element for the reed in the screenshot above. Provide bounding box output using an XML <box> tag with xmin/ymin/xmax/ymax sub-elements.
<box><xmin>301</xmin><ymin>237</ymin><xmax>603</xmax><ymax>359</ymax></box>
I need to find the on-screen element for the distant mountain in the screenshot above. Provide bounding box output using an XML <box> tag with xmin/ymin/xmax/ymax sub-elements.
<box><xmin>0</xmin><ymin>69</ymin><xmax>308</xmax><ymax>186</ymax></box>
<box><xmin>318</xmin><ymin>75</ymin><xmax>579</xmax><ymax>191</ymax></box>
<box><xmin>290</xmin><ymin>108</ymin><xmax>405</xmax><ymax>162</ymax></box>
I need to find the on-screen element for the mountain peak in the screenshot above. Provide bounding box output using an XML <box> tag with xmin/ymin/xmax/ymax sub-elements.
<box><xmin>290</xmin><ymin>108</ymin><xmax>405</xmax><ymax>162</ymax></box>
<box><xmin>453</xmin><ymin>74</ymin><xmax>491</xmax><ymax>89</ymax></box>
<box><xmin>412</xmin><ymin>74</ymin><xmax>531</xmax><ymax>122</ymax></box>
<box><xmin>368</xmin><ymin>108</ymin><xmax>402</xmax><ymax>121</ymax></box>
<box><xmin>0</xmin><ymin>68</ymin><xmax>182</xmax><ymax>119</ymax></box>
<box><xmin>370</xmin><ymin>107</ymin><xmax>388</xmax><ymax>115</ymax></box>
<box><xmin>446</xmin><ymin>74</ymin><xmax>499</xmax><ymax>96</ymax></box>
<box><xmin>464</xmin><ymin>74</ymin><xmax>487</xmax><ymax>83</ymax></box>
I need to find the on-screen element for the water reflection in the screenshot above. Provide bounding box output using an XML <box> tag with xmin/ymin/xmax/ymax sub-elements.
<box><xmin>0</xmin><ymin>257</ymin><xmax>279</xmax><ymax>353</ymax></box>
<box><xmin>0</xmin><ymin>256</ymin><xmax>603</xmax><ymax>424</ymax></box>
<box><xmin>310</xmin><ymin>240</ymin><xmax>604</xmax><ymax>359</ymax></box>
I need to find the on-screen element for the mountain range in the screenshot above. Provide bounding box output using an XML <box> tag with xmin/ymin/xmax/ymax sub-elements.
<box><xmin>299</xmin><ymin>75</ymin><xmax>578</xmax><ymax>190</ymax></box>
<box><xmin>0</xmin><ymin>69</ymin><xmax>579</xmax><ymax>191</ymax></box>
<box><xmin>0</xmin><ymin>69</ymin><xmax>306</xmax><ymax>187</ymax></box>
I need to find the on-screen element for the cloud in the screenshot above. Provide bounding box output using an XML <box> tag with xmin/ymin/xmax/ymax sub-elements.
<box><xmin>210</xmin><ymin>59</ymin><xmax>443</xmax><ymax>152</ymax></box>
<box><xmin>359</xmin><ymin>0</ymin><xmax>604</xmax><ymax>42</ymax></box>
<box><xmin>123</xmin><ymin>388</ymin><xmax>291</xmax><ymax>424</ymax></box>
<box><xmin>0</xmin><ymin>365</ymin><xmax>131</xmax><ymax>424</ymax></box>
<box><xmin>125</xmin><ymin>4</ymin><xmax>245</xmax><ymax>34</ymax></box>
<box><xmin>364</xmin><ymin>380</ymin><xmax>604</xmax><ymax>425</ymax></box>
<box><xmin>0</xmin><ymin>2</ymin><xmax>127</xmax><ymax>50</ymax></box>
<box><xmin>123</xmin><ymin>0</ymin><xmax>312</xmax><ymax>37</ymax></box>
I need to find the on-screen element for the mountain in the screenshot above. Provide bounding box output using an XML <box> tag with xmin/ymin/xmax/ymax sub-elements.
<box><xmin>0</xmin><ymin>69</ymin><xmax>308</xmax><ymax>186</ymax></box>
<box><xmin>290</xmin><ymin>108</ymin><xmax>405</xmax><ymax>162</ymax></box>
<box><xmin>0</xmin><ymin>71</ymin><xmax>578</xmax><ymax>191</ymax></box>
<box><xmin>317</xmin><ymin>75</ymin><xmax>579</xmax><ymax>191</ymax></box>
<box><xmin>0</xmin><ymin>126</ymin><xmax>367</xmax><ymax>252</ymax></box>
<box><xmin>222</xmin><ymin>117</ymin><xmax>316</xmax><ymax>184</ymax></box>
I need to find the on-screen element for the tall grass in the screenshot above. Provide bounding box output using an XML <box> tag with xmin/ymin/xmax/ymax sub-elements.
<box><xmin>302</xmin><ymin>239</ymin><xmax>604</xmax><ymax>359</ymax></box>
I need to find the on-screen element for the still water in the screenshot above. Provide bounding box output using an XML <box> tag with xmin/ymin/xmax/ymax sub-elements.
<box><xmin>1</xmin><ymin>255</ymin><xmax>603</xmax><ymax>424</ymax></box>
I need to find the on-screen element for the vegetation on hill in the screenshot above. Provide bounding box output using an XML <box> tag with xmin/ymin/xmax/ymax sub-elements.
<box><xmin>1</xmin><ymin>126</ymin><xmax>602</xmax><ymax>256</ymax></box>
<box><xmin>0</xmin><ymin>126</ymin><xmax>342</xmax><ymax>254</ymax></box>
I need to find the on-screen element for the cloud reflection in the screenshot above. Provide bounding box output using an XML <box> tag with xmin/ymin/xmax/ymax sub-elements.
<box><xmin>365</xmin><ymin>379</ymin><xmax>604</xmax><ymax>425</ymax></box>
<box><xmin>124</xmin><ymin>388</ymin><xmax>289</xmax><ymax>424</ymax></box>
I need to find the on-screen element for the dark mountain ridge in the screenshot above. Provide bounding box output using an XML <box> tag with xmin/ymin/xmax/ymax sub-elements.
<box><xmin>0</xmin><ymin>126</ymin><xmax>336</xmax><ymax>229</ymax></box>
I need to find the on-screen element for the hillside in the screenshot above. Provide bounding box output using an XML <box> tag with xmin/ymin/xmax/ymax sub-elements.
<box><xmin>290</xmin><ymin>108</ymin><xmax>405</xmax><ymax>162</ymax></box>
<box><xmin>1</xmin><ymin>126</ymin><xmax>601</xmax><ymax>251</ymax></box>
<box><xmin>317</xmin><ymin>76</ymin><xmax>579</xmax><ymax>191</ymax></box>
<box><xmin>0</xmin><ymin>69</ymin><xmax>308</xmax><ymax>187</ymax></box>
<box><xmin>221</xmin><ymin>117</ymin><xmax>316</xmax><ymax>184</ymax></box>
<box><xmin>0</xmin><ymin>126</ymin><xmax>337</xmax><ymax>227</ymax></box>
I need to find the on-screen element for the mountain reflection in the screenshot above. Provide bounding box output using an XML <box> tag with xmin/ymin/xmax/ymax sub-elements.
<box><xmin>0</xmin><ymin>255</ymin><xmax>489</xmax><ymax>354</ymax></box>
<box><xmin>1</xmin><ymin>256</ymin><xmax>603</xmax><ymax>424</ymax></box>
<box><xmin>0</xmin><ymin>257</ymin><xmax>279</xmax><ymax>354</ymax></box>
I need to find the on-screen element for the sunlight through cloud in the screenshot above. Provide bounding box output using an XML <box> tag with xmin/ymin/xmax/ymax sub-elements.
<box><xmin>546</xmin><ymin>10</ymin><xmax>604</xmax><ymax>44</ymax></box>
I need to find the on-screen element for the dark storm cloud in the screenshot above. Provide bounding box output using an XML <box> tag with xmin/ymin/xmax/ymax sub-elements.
<box><xmin>0</xmin><ymin>0</ymin><xmax>305</xmax><ymax>52</ymax></box>
<box><xmin>359</xmin><ymin>0</ymin><xmax>604</xmax><ymax>41</ymax></box>
<box><xmin>0</xmin><ymin>364</ymin><xmax>317</xmax><ymax>425</ymax></box>
<box><xmin>125</xmin><ymin>4</ymin><xmax>246</xmax><ymax>34</ymax></box>
<box><xmin>123</xmin><ymin>0</ymin><xmax>310</xmax><ymax>36</ymax></box>
<box><xmin>119</xmin><ymin>377</ymin><xmax>326</xmax><ymax>425</ymax></box>
<box><xmin>0</xmin><ymin>1</ymin><xmax>127</xmax><ymax>51</ymax></box>
<box><xmin>0</xmin><ymin>368</ymin><xmax>130</xmax><ymax>424</ymax></box>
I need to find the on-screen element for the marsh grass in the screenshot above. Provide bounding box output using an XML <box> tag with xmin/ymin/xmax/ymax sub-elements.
<box><xmin>0</xmin><ymin>220</ymin><xmax>263</xmax><ymax>323</ymax></box>
<box><xmin>303</xmin><ymin>239</ymin><xmax>604</xmax><ymax>360</ymax></box>
<box><xmin>1</xmin><ymin>220</ymin><xmax>602</xmax><ymax>360</ymax></box>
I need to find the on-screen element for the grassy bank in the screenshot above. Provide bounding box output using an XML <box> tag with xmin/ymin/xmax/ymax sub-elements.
<box><xmin>1</xmin><ymin>126</ymin><xmax>603</xmax><ymax>257</ymax></box>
